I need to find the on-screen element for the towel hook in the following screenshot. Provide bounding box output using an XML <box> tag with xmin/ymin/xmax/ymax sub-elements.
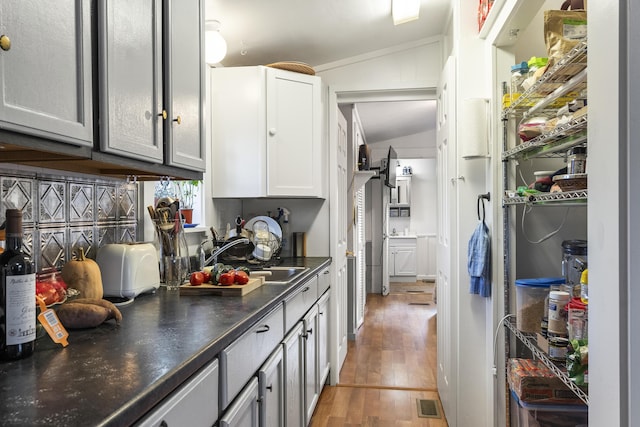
<box><xmin>477</xmin><ymin>192</ymin><xmax>490</xmax><ymax>223</ymax></box>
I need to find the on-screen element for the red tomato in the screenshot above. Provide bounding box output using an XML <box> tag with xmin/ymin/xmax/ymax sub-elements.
<box><xmin>234</xmin><ymin>271</ymin><xmax>249</xmax><ymax>285</ymax></box>
<box><xmin>219</xmin><ymin>272</ymin><xmax>235</xmax><ymax>286</ymax></box>
<box><xmin>189</xmin><ymin>272</ymin><xmax>205</xmax><ymax>286</ymax></box>
<box><xmin>36</xmin><ymin>281</ymin><xmax>59</xmax><ymax>305</ymax></box>
<box><xmin>201</xmin><ymin>271</ymin><xmax>212</xmax><ymax>283</ymax></box>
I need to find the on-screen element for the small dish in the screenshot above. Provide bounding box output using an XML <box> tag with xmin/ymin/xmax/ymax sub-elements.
<box><xmin>184</xmin><ymin>223</ymin><xmax>199</xmax><ymax>228</ymax></box>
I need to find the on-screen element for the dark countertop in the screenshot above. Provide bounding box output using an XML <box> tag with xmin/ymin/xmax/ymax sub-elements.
<box><xmin>0</xmin><ymin>257</ymin><xmax>330</xmax><ymax>427</ymax></box>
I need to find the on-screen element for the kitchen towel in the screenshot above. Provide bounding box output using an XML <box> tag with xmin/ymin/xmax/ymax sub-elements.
<box><xmin>468</xmin><ymin>221</ymin><xmax>491</xmax><ymax>297</ymax></box>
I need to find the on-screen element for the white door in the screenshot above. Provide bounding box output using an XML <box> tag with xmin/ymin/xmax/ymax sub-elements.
<box><xmin>436</xmin><ymin>56</ymin><xmax>457</xmax><ymax>426</ymax></box>
<box><xmin>329</xmin><ymin>92</ymin><xmax>349</xmax><ymax>384</ymax></box>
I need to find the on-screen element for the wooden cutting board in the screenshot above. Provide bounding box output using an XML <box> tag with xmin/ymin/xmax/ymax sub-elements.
<box><xmin>179</xmin><ymin>276</ymin><xmax>265</xmax><ymax>296</ymax></box>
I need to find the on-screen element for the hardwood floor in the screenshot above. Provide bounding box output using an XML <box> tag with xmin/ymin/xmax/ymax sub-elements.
<box><xmin>310</xmin><ymin>282</ymin><xmax>448</xmax><ymax>427</ymax></box>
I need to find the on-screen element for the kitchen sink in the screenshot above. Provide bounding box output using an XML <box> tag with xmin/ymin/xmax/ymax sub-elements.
<box><xmin>256</xmin><ymin>266</ymin><xmax>309</xmax><ymax>284</ymax></box>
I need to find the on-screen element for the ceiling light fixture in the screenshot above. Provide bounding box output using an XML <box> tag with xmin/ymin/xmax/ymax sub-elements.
<box><xmin>205</xmin><ymin>20</ymin><xmax>227</xmax><ymax>65</ymax></box>
<box><xmin>392</xmin><ymin>0</ymin><xmax>420</xmax><ymax>25</ymax></box>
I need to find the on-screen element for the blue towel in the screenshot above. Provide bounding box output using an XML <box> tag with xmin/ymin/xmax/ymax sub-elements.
<box><xmin>468</xmin><ymin>221</ymin><xmax>491</xmax><ymax>297</ymax></box>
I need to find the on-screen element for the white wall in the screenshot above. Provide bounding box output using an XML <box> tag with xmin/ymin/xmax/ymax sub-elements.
<box><xmin>451</xmin><ymin>0</ymin><xmax>495</xmax><ymax>425</ymax></box>
<box><xmin>316</xmin><ymin>38</ymin><xmax>443</xmax><ymax>91</ymax></box>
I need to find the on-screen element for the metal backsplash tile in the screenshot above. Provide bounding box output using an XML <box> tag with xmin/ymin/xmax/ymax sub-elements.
<box><xmin>39</xmin><ymin>180</ymin><xmax>66</xmax><ymax>224</ymax></box>
<box><xmin>97</xmin><ymin>184</ymin><xmax>118</xmax><ymax>222</ymax></box>
<box><xmin>69</xmin><ymin>182</ymin><xmax>94</xmax><ymax>223</ymax></box>
<box><xmin>119</xmin><ymin>183</ymin><xmax>137</xmax><ymax>221</ymax></box>
<box><xmin>0</xmin><ymin>166</ymin><xmax>137</xmax><ymax>271</ymax></box>
<box><xmin>1</xmin><ymin>176</ymin><xmax>35</xmax><ymax>225</ymax></box>
<box><xmin>39</xmin><ymin>227</ymin><xmax>67</xmax><ymax>271</ymax></box>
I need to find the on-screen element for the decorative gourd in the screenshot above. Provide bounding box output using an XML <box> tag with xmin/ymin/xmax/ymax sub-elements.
<box><xmin>61</xmin><ymin>248</ymin><xmax>104</xmax><ymax>299</ymax></box>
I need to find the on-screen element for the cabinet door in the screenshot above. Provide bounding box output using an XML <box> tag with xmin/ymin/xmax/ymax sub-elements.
<box><xmin>317</xmin><ymin>291</ymin><xmax>330</xmax><ymax>388</ymax></box>
<box><xmin>220</xmin><ymin>378</ymin><xmax>259</xmax><ymax>427</ymax></box>
<box><xmin>0</xmin><ymin>0</ymin><xmax>93</xmax><ymax>146</ymax></box>
<box><xmin>258</xmin><ymin>347</ymin><xmax>284</xmax><ymax>427</ymax></box>
<box><xmin>303</xmin><ymin>305</ymin><xmax>319</xmax><ymax>425</ymax></box>
<box><xmin>210</xmin><ymin>66</ymin><xmax>266</xmax><ymax>198</ymax></box>
<box><xmin>265</xmin><ymin>68</ymin><xmax>322</xmax><ymax>197</ymax></box>
<box><xmin>164</xmin><ymin>0</ymin><xmax>206</xmax><ymax>171</ymax></box>
<box><xmin>137</xmin><ymin>358</ymin><xmax>219</xmax><ymax>427</ymax></box>
<box><xmin>283</xmin><ymin>323</ymin><xmax>304</xmax><ymax>427</ymax></box>
<box><xmin>98</xmin><ymin>0</ymin><xmax>164</xmax><ymax>162</ymax></box>
<box><xmin>394</xmin><ymin>246</ymin><xmax>417</xmax><ymax>276</ymax></box>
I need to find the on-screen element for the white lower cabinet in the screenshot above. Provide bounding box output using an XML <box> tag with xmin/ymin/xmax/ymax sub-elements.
<box><xmin>136</xmin><ymin>358</ymin><xmax>218</xmax><ymax>427</ymax></box>
<box><xmin>317</xmin><ymin>291</ymin><xmax>330</xmax><ymax>388</ymax></box>
<box><xmin>283</xmin><ymin>323</ymin><xmax>304</xmax><ymax>427</ymax></box>
<box><xmin>258</xmin><ymin>347</ymin><xmax>284</xmax><ymax>427</ymax></box>
<box><xmin>220</xmin><ymin>378</ymin><xmax>259</xmax><ymax>427</ymax></box>
<box><xmin>389</xmin><ymin>237</ymin><xmax>417</xmax><ymax>276</ymax></box>
<box><xmin>303</xmin><ymin>305</ymin><xmax>319</xmax><ymax>425</ymax></box>
<box><xmin>220</xmin><ymin>268</ymin><xmax>332</xmax><ymax>427</ymax></box>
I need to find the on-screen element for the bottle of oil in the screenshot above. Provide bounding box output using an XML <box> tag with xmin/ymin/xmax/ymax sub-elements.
<box><xmin>0</xmin><ymin>209</ymin><xmax>36</xmax><ymax>360</ymax></box>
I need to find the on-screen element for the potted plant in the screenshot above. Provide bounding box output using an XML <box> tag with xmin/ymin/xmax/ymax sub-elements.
<box><xmin>176</xmin><ymin>180</ymin><xmax>201</xmax><ymax>224</ymax></box>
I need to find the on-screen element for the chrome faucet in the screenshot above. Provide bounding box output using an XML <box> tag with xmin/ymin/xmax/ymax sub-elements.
<box><xmin>201</xmin><ymin>238</ymin><xmax>250</xmax><ymax>269</ymax></box>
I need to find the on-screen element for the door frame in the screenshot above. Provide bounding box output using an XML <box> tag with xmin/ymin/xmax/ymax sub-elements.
<box><xmin>327</xmin><ymin>85</ymin><xmax>436</xmax><ymax>385</ymax></box>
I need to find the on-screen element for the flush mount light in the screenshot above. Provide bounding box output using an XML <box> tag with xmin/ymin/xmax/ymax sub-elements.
<box><xmin>205</xmin><ymin>20</ymin><xmax>227</xmax><ymax>65</ymax></box>
<box><xmin>392</xmin><ymin>0</ymin><xmax>420</xmax><ymax>25</ymax></box>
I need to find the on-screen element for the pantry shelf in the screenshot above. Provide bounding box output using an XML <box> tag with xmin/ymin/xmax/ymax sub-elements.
<box><xmin>505</xmin><ymin>318</ymin><xmax>589</xmax><ymax>405</ymax></box>
<box><xmin>501</xmin><ymin>29</ymin><xmax>589</xmax><ymax>419</ymax></box>
<box><xmin>502</xmin><ymin>38</ymin><xmax>587</xmax><ymax>117</ymax></box>
<box><xmin>502</xmin><ymin>114</ymin><xmax>588</xmax><ymax>161</ymax></box>
<box><xmin>503</xmin><ymin>190</ymin><xmax>588</xmax><ymax>206</ymax></box>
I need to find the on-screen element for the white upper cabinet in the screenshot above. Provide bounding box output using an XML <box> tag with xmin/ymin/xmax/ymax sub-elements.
<box><xmin>98</xmin><ymin>0</ymin><xmax>164</xmax><ymax>162</ymax></box>
<box><xmin>98</xmin><ymin>0</ymin><xmax>205</xmax><ymax>171</ymax></box>
<box><xmin>164</xmin><ymin>0</ymin><xmax>206</xmax><ymax>171</ymax></box>
<box><xmin>0</xmin><ymin>0</ymin><xmax>93</xmax><ymax>146</ymax></box>
<box><xmin>210</xmin><ymin>66</ymin><xmax>322</xmax><ymax>198</ymax></box>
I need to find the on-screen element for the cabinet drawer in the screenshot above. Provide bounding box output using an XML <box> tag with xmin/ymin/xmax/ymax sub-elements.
<box><xmin>317</xmin><ymin>267</ymin><xmax>330</xmax><ymax>298</ymax></box>
<box><xmin>284</xmin><ymin>275</ymin><xmax>318</xmax><ymax>332</ymax></box>
<box><xmin>220</xmin><ymin>304</ymin><xmax>284</xmax><ymax>410</ymax></box>
<box><xmin>136</xmin><ymin>358</ymin><xmax>219</xmax><ymax>427</ymax></box>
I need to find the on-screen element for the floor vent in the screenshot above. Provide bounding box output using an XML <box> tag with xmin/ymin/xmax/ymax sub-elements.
<box><xmin>409</xmin><ymin>302</ymin><xmax>431</xmax><ymax>306</ymax></box>
<box><xmin>416</xmin><ymin>399</ymin><xmax>440</xmax><ymax>418</ymax></box>
<box><xmin>405</xmin><ymin>290</ymin><xmax>426</xmax><ymax>293</ymax></box>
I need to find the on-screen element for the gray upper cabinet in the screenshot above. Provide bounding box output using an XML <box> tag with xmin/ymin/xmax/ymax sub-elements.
<box><xmin>98</xmin><ymin>0</ymin><xmax>164</xmax><ymax>163</ymax></box>
<box><xmin>0</xmin><ymin>0</ymin><xmax>93</xmax><ymax>146</ymax></box>
<box><xmin>98</xmin><ymin>0</ymin><xmax>205</xmax><ymax>171</ymax></box>
<box><xmin>164</xmin><ymin>0</ymin><xmax>206</xmax><ymax>171</ymax></box>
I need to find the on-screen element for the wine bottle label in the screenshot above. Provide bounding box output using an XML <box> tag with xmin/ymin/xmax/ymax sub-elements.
<box><xmin>5</xmin><ymin>274</ymin><xmax>36</xmax><ymax>345</ymax></box>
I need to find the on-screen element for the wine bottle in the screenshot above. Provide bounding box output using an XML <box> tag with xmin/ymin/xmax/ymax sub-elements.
<box><xmin>0</xmin><ymin>209</ymin><xmax>36</xmax><ymax>360</ymax></box>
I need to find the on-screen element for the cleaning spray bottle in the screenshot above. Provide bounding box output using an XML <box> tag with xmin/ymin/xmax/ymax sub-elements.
<box><xmin>279</xmin><ymin>207</ymin><xmax>291</xmax><ymax>258</ymax></box>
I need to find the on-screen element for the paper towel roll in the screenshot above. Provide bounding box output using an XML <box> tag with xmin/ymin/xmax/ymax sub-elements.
<box><xmin>460</xmin><ymin>98</ymin><xmax>489</xmax><ymax>159</ymax></box>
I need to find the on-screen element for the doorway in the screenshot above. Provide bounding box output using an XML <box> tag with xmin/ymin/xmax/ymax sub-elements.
<box><xmin>328</xmin><ymin>88</ymin><xmax>437</xmax><ymax>385</ymax></box>
<box><xmin>345</xmin><ymin>99</ymin><xmax>438</xmax><ymax>296</ymax></box>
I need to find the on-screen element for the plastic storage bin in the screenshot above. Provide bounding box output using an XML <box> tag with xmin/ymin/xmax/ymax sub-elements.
<box><xmin>515</xmin><ymin>278</ymin><xmax>565</xmax><ymax>333</ymax></box>
<box><xmin>510</xmin><ymin>390</ymin><xmax>587</xmax><ymax>427</ymax></box>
